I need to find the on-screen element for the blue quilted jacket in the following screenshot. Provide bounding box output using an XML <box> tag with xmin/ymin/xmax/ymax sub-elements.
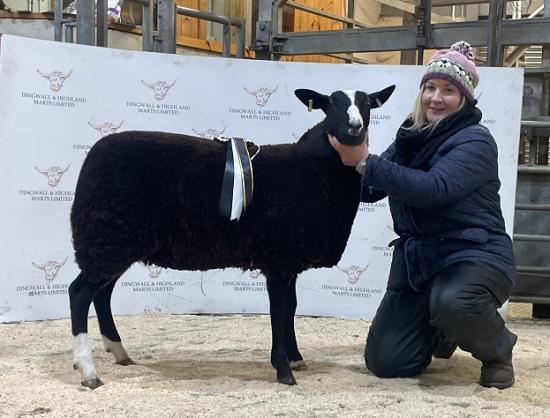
<box><xmin>361</xmin><ymin>124</ymin><xmax>516</xmax><ymax>291</ymax></box>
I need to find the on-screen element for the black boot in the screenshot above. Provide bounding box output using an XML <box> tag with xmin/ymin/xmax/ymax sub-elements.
<box><xmin>432</xmin><ymin>330</ymin><xmax>458</xmax><ymax>359</ymax></box>
<box><xmin>480</xmin><ymin>354</ymin><xmax>515</xmax><ymax>390</ymax></box>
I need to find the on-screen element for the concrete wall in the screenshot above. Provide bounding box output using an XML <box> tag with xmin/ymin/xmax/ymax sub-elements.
<box><xmin>4</xmin><ymin>0</ymin><xmax>53</xmax><ymax>13</ymax></box>
<box><xmin>0</xmin><ymin>16</ymin><xmax>220</xmax><ymax>56</ymax></box>
<box><xmin>0</xmin><ymin>17</ymin><xmax>54</xmax><ymax>40</ymax></box>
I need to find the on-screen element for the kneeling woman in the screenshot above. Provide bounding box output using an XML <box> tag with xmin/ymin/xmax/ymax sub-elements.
<box><xmin>329</xmin><ymin>41</ymin><xmax>517</xmax><ymax>389</ymax></box>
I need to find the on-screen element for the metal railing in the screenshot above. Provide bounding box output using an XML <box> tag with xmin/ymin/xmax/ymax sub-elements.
<box><xmin>282</xmin><ymin>0</ymin><xmax>368</xmax><ymax>29</ymax></box>
<box><xmin>513</xmin><ymin>120</ymin><xmax>550</xmax><ymax>251</ymax></box>
<box><xmin>512</xmin><ymin>119</ymin><xmax>550</xmax><ymax>305</ymax></box>
<box><xmin>52</xmin><ymin>0</ymin><xmax>244</xmax><ymax>58</ymax></box>
<box><xmin>175</xmin><ymin>6</ymin><xmax>244</xmax><ymax>58</ymax></box>
<box><xmin>53</xmin><ymin>0</ymin><xmax>154</xmax><ymax>50</ymax></box>
<box><xmin>53</xmin><ymin>0</ymin><xmax>76</xmax><ymax>43</ymax></box>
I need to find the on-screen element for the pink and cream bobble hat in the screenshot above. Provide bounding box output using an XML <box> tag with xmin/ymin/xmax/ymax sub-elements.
<box><xmin>420</xmin><ymin>41</ymin><xmax>479</xmax><ymax>102</ymax></box>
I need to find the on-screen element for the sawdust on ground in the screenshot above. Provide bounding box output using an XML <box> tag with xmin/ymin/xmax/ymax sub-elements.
<box><xmin>0</xmin><ymin>303</ymin><xmax>549</xmax><ymax>417</ymax></box>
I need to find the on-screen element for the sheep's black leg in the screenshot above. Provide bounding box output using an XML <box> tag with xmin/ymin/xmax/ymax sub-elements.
<box><xmin>267</xmin><ymin>277</ymin><xmax>296</xmax><ymax>385</ymax></box>
<box><xmin>285</xmin><ymin>277</ymin><xmax>305</xmax><ymax>371</ymax></box>
<box><xmin>69</xmin><ymin>273</ymin><xmax>106</xmax><ymax>389</ymax></box>
<box><xmin>93</xmin><ymin>278</ymin><xmax>134</xmax><ymax>366</ymax></box>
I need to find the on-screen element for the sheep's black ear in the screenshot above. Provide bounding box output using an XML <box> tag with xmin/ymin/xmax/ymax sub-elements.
<box><xmin>368</xmin><ymin>85</ymin><xmax>396</xmax><ymax>108</ymax></box>
<box><xmin>294</xmin><ymin>89</ymin><xmax>329</xmax><ymax>111</ymax></box>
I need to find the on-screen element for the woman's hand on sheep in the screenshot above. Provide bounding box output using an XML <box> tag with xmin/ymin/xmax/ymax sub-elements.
<box><xmin>328</xmin><ymin>133</ymin><xmax>369</xmax><ymax>167</ymax></box>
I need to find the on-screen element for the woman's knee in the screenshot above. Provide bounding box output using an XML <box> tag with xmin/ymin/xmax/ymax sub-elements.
<box><xmin>430</xmin><ymin>262</ymin><xmax>506</xmax><ymax>325</ymax></box>
<box><xmin>365</xmin><ymin>336</ymin><xmax>429</xmax><ymax>378</ymax></box>
<box><xmin>431</xmin><ymin>289</ymin><xmax>462</xmax><ymax>324</ymax></box>
<box><xmin>430</xmin><ymin>285</ymin><xmax>491</xmax><ymax>324</ymax></box>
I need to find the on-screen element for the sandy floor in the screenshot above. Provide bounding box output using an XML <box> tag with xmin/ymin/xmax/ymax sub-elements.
<box><xmin>0</xmin><ymin>309</ymin><xmax>549</xmax><ymax>417</ymax></box>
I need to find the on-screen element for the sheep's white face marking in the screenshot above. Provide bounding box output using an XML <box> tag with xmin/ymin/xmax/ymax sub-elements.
<box><xmin>74</xmin><ymin>333</ymin><xmax>99</xmax><ymax>382</ymax></box>
<box><xmin>343</xmin><ymin>90</ymin><xmax>363</xmax><ymax>135</ymax></box>
<box><xmin>295</xmin><ymin>84</ymin><xmax>394</xmax><ymax>145</ymax></box>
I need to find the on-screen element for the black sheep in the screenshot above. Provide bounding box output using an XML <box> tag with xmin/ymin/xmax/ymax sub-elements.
<box><xmin>69</xmin><ymin>85</ymin><xmax>395</xmax><ymax>389</ymax></box>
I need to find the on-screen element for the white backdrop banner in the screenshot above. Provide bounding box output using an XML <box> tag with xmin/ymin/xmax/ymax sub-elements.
<box><xmin>0</xmin><ymin>35</ymin><xmax>523</xmax><ymax>322</ymax></box>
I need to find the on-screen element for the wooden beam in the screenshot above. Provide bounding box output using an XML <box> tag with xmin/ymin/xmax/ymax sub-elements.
<box><xmin>401</xmin><ymin>0</ymin><xmax>492</xmax><ymax>5</ymax></box>
<box><xmin>400</xmin><ymin>11</ymin><xmax>417</xmax><ymax>64</ymax></box>
<box><xmin>376</xmin><ymin>0</ymin><xmax>416</xmax><ymax>13</ymax></box>
<box><xmin>176</xmin><ymin>34</ymin><xmax>255</xmax><ymax>57</ymax></box>
<box><xmin>285</xmin><ymin>0</ymin><xmax>370</xmax><ymax>28</ymax></box>
<box><xmin>504</xmin><ymin>4</ymin><xmax>545</xmax><ymax>66</ymax></box>
<box><xmin>430</xmin><ymin>0</ymin><xmax>492</xmax><ymax>5</ymax></box>
<box><xmin>373</xmin><ymin>0</ymin><xmax>460</xmax><ymax>23</ymax></box>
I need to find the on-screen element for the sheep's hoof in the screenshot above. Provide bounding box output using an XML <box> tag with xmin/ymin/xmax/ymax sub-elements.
<box><xmin>290</xmin><ymin>360</ymin><xmax>306</xmax><ymax>371</ymax></box>
<box><xmin>81</xmin><ymin>377</ymin><xmax>104</xmax><ymax>390</ymax></box>
<box><xmin>277</xmin><ymin>375</ymin><xmax>297</xmax><ymax>386</ymax></box>
<box><xmin>116</xmin><ymin>358</ymin><xmax>135</xmax><ymax>366</ymax></box>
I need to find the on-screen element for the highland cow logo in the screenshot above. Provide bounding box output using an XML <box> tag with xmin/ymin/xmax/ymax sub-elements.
<box><xmin>36</xmin><ymin>69</ymin><xmax>73</xmax><ymax>92</ymax></box>
<box><xmin>147</xmin><ymin>264</ymin><xmax>163</xmax><ymax>279</ymax></box>
<box><xmin>32</xmin><ymin>257</ymin><xmax>67</xmax><ymax>281</ymax></box>
<box><xmin>141</xmin><ymin>79</ymin><xmax>176</xmax><ymax>100</ymax></box>
<box><xmin>34</xmin><ymin>165</ymin><xmax>70</xmax><ymax>188</ymax></box>
<box><xmin>248</xmin><ymin>269</ymin><xmax>262</xmax><ymax>279</ymax></box>
<box><xmin>192</xmin><ymin>125</ymin><xmax>227</xmax><ymax>139</ymax></box>
<box><xmin>140</xmin><ymin>262</ymin><xmax>163</xmax><ymax>279</ymax></box>
<box><xmin>88</xmin><ymin>121</ymin><xmax>124</xmax><ymax>137</ymax></box>
<box><xmin>244</xmin><ymin>85</ymin><xmax>278</xmax><ymax>107</ymax></box>
<box><xmin>337</xmin><ymin>264</ymin><xmax>369</xmax><ymax>284</ymax></box>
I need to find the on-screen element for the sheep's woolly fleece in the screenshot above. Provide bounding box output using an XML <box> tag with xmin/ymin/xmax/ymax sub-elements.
<box><xmin>0</xmin><ymin>311</ymin><xmax>549</xmax><ymax>417</ymax></box>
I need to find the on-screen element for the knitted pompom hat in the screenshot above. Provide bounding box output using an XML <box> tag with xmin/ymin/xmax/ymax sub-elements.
<box><xmin>420</xmin><ymin>41</ymin><xmax>479</xmax><ymax>101</ymax></box>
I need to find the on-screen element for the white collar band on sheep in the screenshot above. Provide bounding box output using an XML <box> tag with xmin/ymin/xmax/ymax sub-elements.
<box><xmin>219</xmin><ymin>137</ymin><xmax>254</xmax><ymax>221</ymax></box>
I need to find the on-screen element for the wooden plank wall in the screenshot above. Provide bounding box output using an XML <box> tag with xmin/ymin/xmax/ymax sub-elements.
<box><xmin>174</xmin><ymin>0</ymin><xmax>245</xmax><ymax>41</ymax></box>
<box><xmin>175</xmin><ymin>0</ymin><xmax>208</xmax><ymax>40</ymax></box>
<box><xmin>122</xmin><ymin>0</ymin><xmax>345</xmax><ymax>61</ymax></box>
<box><xmin>174</xmin><ymin>0</ymin><xmax>345</xmax><ymax>62</ymax></box>
<box><xmin>281</xmin><ymin>0</ymin><xmax>345</xmax><ymax>63</ymax></box>
<box><xmin>173</xmin><ymin>0</ymin><xmax>255</xmax><ymax>57</ymax></box>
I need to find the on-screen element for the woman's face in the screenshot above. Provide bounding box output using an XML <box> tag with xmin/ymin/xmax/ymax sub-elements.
<box><xmin>422</xmin><ymin>79</ymin><xmax>463</xmax><ymax>123</ymax></box>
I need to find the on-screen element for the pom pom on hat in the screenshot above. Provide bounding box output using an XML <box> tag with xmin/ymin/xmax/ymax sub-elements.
<box><xmin>420</xmin><ymin>40</ymin><xmax>479</xmax><ymax>101</ymax></box>
<box><xmin>450</xmin><ymin>41</ymin><xmax>474</xmax><ymax>60</ymax></box>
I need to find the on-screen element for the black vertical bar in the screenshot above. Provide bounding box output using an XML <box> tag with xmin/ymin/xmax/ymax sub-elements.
<box><xmin>253</xmin><ymin>0</ymin><xmax>273</xmax><ymax>60</ymax></box>
<box><xmin>97</xmin><ymin>0</ymin><xmax>108</xmax><ymax>47</ymax></box>
<box><xmin>236</xmin><ymin>22</ymin><xmax>244</xmax><ymax>58</ymax></box>
<box><xmin>487</xmin><ymin>0</ymin><xmax>506</xmax><ymax>66</ymax></box>
<box><xmin>541</xmin><ymin>0</ymin><xmax>550</xmax><ymax>116</ymax></box>
<box><xmin>54</xmin><ymin>0</ymin><xmax>62</xmax><ymax>41</ymax></box>
<box><xmin>157</xmin><ymin>0</ymin><xmax>176</xmax><ymax>53</ymax></box>
<box><xmin>344</xmin><ymin>0</ymin><xmax>354</xmax><ymax>63</ymax></box>
<box><xmin>76</xmin><ymin>0</ymin><xmax>95</xmax><ymax>45</ymax></box>
<box><xmin>65</xmin><ymin>23</ymin><xmax>75</xmax><ymax>43</ymax></box>
<box><xmin>347</xmin><ymin>0</ymin><xmax>354</xmax><ymax>29</ymax></box>
<box><xmin>223</xmin><ymin>22</ymin><xmax>231</xmax><ymax>57</ymax></box>
<box><xmin>142</xmin><ymin>0</ymin><xmax>154</xmax><ymax>51</ymax></box>
<box><xmin>416</xmin><ymin>0</ymin><xmax>431</xmax><ymax>65</ymax></box>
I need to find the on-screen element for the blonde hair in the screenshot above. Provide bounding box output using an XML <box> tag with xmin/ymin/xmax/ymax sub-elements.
<box><xmin>406</xmin><ymin>83</ymin><xmax>466</xmax><ymax>131</ymax></box>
